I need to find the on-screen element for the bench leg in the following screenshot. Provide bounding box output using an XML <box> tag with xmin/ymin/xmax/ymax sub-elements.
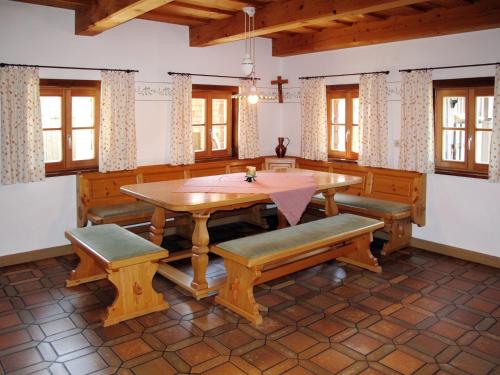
<box><xmin>66</xmin><ymin>244</ymin><xmax>107</xmax><ymax>287</ymax></box>
<box><xmin>337</xmin><ymin>233</ymin><xmax>382</xmax><ymax>273</ymax></box>
<box><xmin>381</xmin><ymin>218</ymin><xmax>412</xmax><ymax>256</ymax></box>
<box><xmin>104</xmin><ymin>261</ymin><xmax>169</xmax><ymax>327</ymax></box>
<box><xmin>215</xmin><ymin>259</ymin><xmax>263</xmax><ymax>325</ymax></box>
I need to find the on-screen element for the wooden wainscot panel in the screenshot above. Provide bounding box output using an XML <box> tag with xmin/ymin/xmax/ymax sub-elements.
<box><xmin>296</xmin><ymin>158</ymin><xmax>330</xmax><ymax>172</ymax></box>
<box><xmin>189</xmin><ymin>165</ymin><xmax>227</xmax><ymax>177</ymax></box>
<box><xmin>138</xmin><ymin>164</ymin><xmax>186</xmax><ymax>182</ymax></box>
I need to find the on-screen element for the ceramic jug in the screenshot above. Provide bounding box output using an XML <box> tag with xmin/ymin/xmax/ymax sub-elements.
<box><xmin>275</xmin><ymin>137</ymin><xmax>290</xmax><ymax>158</ymax></box>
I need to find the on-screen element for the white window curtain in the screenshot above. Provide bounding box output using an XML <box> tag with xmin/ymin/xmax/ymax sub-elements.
<box><xmin>238</xmin><ymin>79</ymin><xmax>260</xmax><ymax>159</ymax></box>
<box><xmin>399</xmin><ymin>70</ymin><xmax>435</xmax><ymax>174</ymax></box>
<box><xmin>358</xmin><ymin>73</ymin><xmax>388</xmax><ymax>168</ymax></box>
<box><xmin>99</xmin><ymin>70</ymin><xmax>137</xmax><ymax>172</ymax></box>
<box><xmin>489</xmin><ymin>65</ymin><xmax>500</xmax><ymax>182</ymax></box>
<box><xmin>300</xmin><ymin>78</ymin><xmax>328</xmax><ymax>161</ymax></box>
<box><xmin>0</xmin><ymin>66</ymin><xmax>45</xmax><ymax>185</ymax></box>
<box><xmin>169</xmin><ymin>74</ymin><xmax>194</xmax><ymax>165</ymax></box>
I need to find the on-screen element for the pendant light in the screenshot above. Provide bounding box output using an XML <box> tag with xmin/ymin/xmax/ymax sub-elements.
<box><xmin>241</xmin><ymin>6</ymin><xmax>255</xmax><ymax>77</ymax></box>
<box><xmin>233</xmin><ymin>6</ymin><xmax>275</xmax><ymax>104</ymax></box>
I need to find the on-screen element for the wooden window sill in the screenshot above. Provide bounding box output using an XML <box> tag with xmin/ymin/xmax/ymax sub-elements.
<box><xmin>46</xmin><ymin>166</ymin><xmax>98</xmax><ymax>177</ymax></box>
<box><xmin>328</xmin><ymin>158</ymin><xmax>358</xmax><ymax>164</ymax></box>
<box><xmin>435</xmin><ymin>168</ymin><xmax>488</xmax><ymax>179</ymax></box>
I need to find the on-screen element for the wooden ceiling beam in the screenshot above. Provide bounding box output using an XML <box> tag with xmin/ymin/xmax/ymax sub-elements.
<box><xmin>189</xmin><ymin>0</ymin><xmax>430</xmax><ymax>46</ymax></box>
<box><xmin>75</xmin><ymin>0</ymin><xmax>175</xmax><ymax>36</ymax></box>
<box><xmin>272</xmin><ymin>0</ymin><xmax>500</xmax><ymax>56</ymax></box>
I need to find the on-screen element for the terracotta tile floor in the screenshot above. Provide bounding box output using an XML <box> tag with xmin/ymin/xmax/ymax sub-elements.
<box><xmin>0</xmin><ymin>222</ymin><xmax>499</xmax><ymax>374</ymax></box>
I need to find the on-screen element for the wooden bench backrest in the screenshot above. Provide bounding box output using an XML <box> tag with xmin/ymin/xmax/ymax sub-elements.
<box><xmin>296</xmin><ymin>158</ymin><xmax>426</xmax><ymax>226</ymax></box>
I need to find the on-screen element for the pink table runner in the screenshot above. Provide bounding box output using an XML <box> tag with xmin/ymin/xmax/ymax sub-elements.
<box><xmin>175</xmin><ymin>172</ymin><xmax>318</xmax><ymax>225</ymax></box>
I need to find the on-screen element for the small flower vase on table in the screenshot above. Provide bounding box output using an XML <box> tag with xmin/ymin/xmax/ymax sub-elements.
<box><xmin>245</xmin><ymin>166</ymin><xmax>256</xmax><ymax>182</ymax></box>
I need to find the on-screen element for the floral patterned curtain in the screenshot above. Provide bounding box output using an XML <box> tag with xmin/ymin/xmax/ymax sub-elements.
<box><xmin>358</xmin><ymin>73</ymin><xmax>388</xmax><ymax>168</ymax></box>
<box><xmin>99</xmin><ymin>70</ymin><xmax>137</xmax><ymax>172</ymax></box>
<box><xmin>399</xmin><ymin>70</ymin><xmax>435</xmax><ymax>173</ymax></box>
<box><xmin>238</xmin><ymin>79</ymin><xmax>260</xmax><ymax>159</ymax></box>
<box><xmin>0</xmin><ymin>66</ymin><xmax>45</xmax><ymax>185</ymax></box>
<box><xmin>300</xmin><ymin>78</ymin><xmax>328</xmax><ymax>161</ymax></box>
<box><xmin>489</xmin><ymin>65</ymin><xmax>500</xmax><ymax>182</ymax></box>
<box><xmin>169</xmin><ymin>74</ymin><xmax>194</xmax><ymax>165</ymax></box>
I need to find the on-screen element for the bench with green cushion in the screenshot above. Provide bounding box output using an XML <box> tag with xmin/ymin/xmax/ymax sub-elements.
<box><xmin>65</xmin><ymin>224</ymin><xmax>169</xmax><ymax>327</ymax></box>
<box><xmin>211</xmin><ymin>214</ymin><xmax>384</xmax><ymax>324</ymax></box>
<box><xmin>87</xmin><ymin>201</ymin><xmax>156</xmax><ymax>226</ymax></box>
<box><xmin>311</xmin><ymin>193</ymin><xmax>412</xmax><ymax>255</ymax></box>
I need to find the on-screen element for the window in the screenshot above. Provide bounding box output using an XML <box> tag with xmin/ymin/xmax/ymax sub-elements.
<box><xmin>192</xmin><ymin>85</ymin><xmax>236</xmax><ymax>160</ymax></box>
<box><xmin>327</xmin><ymin>85</ymin><xmax>359</xmax><ymax>160</ymax></box>
<box><xmin>40</xmin><ymin>79</ymin><xmax>100</xmax><ymax>175</ymax></box>
<box><xmin>434</xmin><ymin>78</ymin><xmax>494</xmax><ymax>177</ymax></box>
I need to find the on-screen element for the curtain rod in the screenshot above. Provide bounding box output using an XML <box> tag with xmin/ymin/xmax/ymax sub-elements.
<box><xmin>299</xmin><ymin>70</ymin><xmax>390</xmax><ymax>80</ymax></box>
<box><xmin>399</xmin><ymin>62</ymin><xmax>499</xmax><ymax>73</ymax></box>
<box><xmin>0</xmin><ymin>62</ymin><xmax>138</xmax><ymax>73</ymax></box>
<box><xmin>168</xmin><ymin>71</ymin><xmax>260</xmax><ymax>80</ymax></box>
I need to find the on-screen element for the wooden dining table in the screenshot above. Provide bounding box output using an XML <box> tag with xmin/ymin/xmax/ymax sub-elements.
<box><xmin>120</xmin><ymin>168</ymin><xmax>362</xmax><ymax>298</ymax></box>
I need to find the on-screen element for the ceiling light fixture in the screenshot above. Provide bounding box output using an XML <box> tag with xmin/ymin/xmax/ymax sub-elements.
<box><xmin>232</xmin><ymin>6</ymin><xmax>274</xmax><ymax>104</ymax></box>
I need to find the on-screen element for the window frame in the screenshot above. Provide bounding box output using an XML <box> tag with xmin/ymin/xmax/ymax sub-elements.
<box><xmin>192</xmin><ymin>84</ymin><xmax>238</xmax><ymax>161</ymax></box>
<box><xmin>326</xmin><ymin>84</ymin><xmax>359</xmax><ymax>161</ymax></box>
<box><xmin>434</xmin><ymin>77</ymin><xmax>494</xmax><ymax>178</ymax></box>
<box><xmin>40</xmin><ymin>79</ymin><xmax>100</xmax><ymax>176</ymax></box>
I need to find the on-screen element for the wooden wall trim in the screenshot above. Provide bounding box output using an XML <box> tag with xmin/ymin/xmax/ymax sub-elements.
<box><xmin>0</xmin><ymin>245</ymin><xmax>73</xmax><ymax>268</ymax></box>
<box><xmin>410</xmin><ymin>238</ymin><xmax>500</xmax><ymax>269</ymax></box>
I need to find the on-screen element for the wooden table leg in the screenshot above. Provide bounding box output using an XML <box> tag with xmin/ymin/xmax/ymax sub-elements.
<box><xmin>191</xmin><ymin>211</ymin><xmax>210</xmax><ymax>290</ymax></box>
<box><xmin>149</xmin><ymin>207</ymin><xmax>166</xmax><ymax>245</ymax></box>
<box><xmin>323</xmin><ymin>188</ymin><xmax>339</xmax><ymax>216</ymax></box>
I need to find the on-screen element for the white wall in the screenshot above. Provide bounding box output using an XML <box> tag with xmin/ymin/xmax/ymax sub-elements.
<box><xmin>0</xmin><ymin>1</ymin><xmax>283</xmax><ymax>254</ymax></box>
<box><xmin>281</xmin><ymin>29</ymin><xmax>500</xmax><ymax>257</ymax></box>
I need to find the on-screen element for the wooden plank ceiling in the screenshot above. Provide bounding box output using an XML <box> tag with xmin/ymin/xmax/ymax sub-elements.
<box><xmin>13</xmin><ymin>0</ymin><xmax>500</xmax><ymax>56</ymax></box>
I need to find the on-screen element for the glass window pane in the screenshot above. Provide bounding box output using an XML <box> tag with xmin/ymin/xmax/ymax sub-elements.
<box><xmin>43</xmin><ymin>130</ymin><xmax>62</xmax><ymax>162</ymax></box>
<box><xmin>352</xmin><ymin>98</ymin><xmax>359</xmax><ymax>124</ymax></box>
<box><xmin>442</xmin><ymin>130</ymin><xmax>465</xmax><ymax>161</ymax></box>
<box><xmin>475</xmin><ymin>131</ymin><xmax>491</xmax><ymax>164</ymax></box>
<box><xmin>72</xmin><ymin>97</ymin><xmax>95</xmax><ymax>128</ymax></box>
<box><xmin>332</xmin><ymin>99</ymin><xmax>345</xmax><ymax>124</ymax></box>
<box><xmin>193</xmin><ymin>126</ymin><xmax>206</xmax><ymax>152</ymax></box>
<box><xmin>72</xmin><ymin>129</ymin><xmax>95</xmax><ymax>161</ymax></box>
<box><xmin>212</xmin><ymin>125</ymin><xmax>227</xmax><ymax>151</ymax></box>
<box><xmin>476</xmin><ymin>96</ymin><xmax>494</xmax><ymax>129</ymax></box>
<box><xmin>331</xmin><ymin>125</ymin><xmax>346</xmax><ymax>151</ymax></box>
<box><xmin>192</xmin><ymin>98</ymin><xmax>206</xmax><ymax>125</ymax></box>
<box><xmin>41</xmin><ymin>96</ymin><xmax>62</xmax><ymax>129</ymax></box>
<box><xmin>443</xmin><ymin>97</ymin><xmax>465</xmax><ymax>128</ymax></box>
<box><xmin>212</xmin><ymin>99</ymin><xmax>227</xmax><ymax>124</ymax></box>
<box><xmin>352</xmin><ymin>125</ymin><xmax>359</xmax><ymax>153</ymax></box>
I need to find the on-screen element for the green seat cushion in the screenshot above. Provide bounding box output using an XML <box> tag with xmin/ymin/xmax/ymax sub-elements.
<box><xmin>314</xmin><ymin>193</ymin><xmax>411</xmax><ymax>215</ymax></box>
<box><xmin>66</xmin><ymin>224</ymin><xmax>165</xmax><ymax>261</ymax></box>
<box><xmin>88</xmin><ymin>201</ymin><xmax>155</xmax><ymax>221</ymax></box>
<box><xmin>214</xmin><ymin>214</ymin><xmax>382</xmax><ymax>262</ymax></box>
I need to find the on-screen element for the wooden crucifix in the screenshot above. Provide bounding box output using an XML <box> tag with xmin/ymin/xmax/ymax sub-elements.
<box><xmin>271</xmin><ymin>75</ymin><xmax>288</xmax><ymax>103</ymax></box>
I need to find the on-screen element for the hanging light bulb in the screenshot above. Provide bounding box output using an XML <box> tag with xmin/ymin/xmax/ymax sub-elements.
<box><xmin>247</xmin><ymin>84</ymin><xmax>259</xmax><ymax>104</ymax></box>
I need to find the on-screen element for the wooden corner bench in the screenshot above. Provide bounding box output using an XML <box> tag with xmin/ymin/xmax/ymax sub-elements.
<box><xmin>300</xmin><ymin>159</ymin><xmax>426</xmax><ymax>255</ymax></box>
<box><xmin>77</xmin><ymin>159</ymin><xmax>267</xmax><ymax>235</ymax></box>
<box><xmin>65</xmin><ymin>224</ymin><xmax>169</xmax><ymax>327</ymax></box>
<box><xmin>211</xmin><ymin>214</ymin><xmax>384</xmax><ymax>324</ymax></box>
